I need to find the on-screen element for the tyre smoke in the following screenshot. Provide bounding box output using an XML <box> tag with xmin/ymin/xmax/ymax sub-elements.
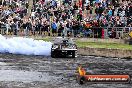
<box><xmin>0</xmin><ymin>35</ymin><xmax>52</xmax><ymax>56</ymax></box>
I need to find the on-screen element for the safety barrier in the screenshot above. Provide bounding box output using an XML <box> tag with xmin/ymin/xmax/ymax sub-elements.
<box><xmin>0</xmin><ymin>27</ymin><xmax>132</xmax><ymax>39</ymax></box>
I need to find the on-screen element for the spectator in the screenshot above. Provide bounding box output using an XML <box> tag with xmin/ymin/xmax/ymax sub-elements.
<box><xmin>0</xmin><ymin>0</ymin><xmax>131</xmax><ymax>38</ymax></box>
<box><xmin>51</xmin><ymin>20</ymin><xmax>57</xmax><ymax>36</ymax></box>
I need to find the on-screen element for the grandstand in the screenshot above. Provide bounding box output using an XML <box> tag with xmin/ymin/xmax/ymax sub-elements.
<box><xmin>0</xmin><ymin>0</ymin><xmax>131</xmax><ymax>38</ymax></box>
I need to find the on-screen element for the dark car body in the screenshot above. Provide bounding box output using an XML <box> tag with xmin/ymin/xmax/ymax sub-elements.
<box><xmin>51</xmin><ymin>37</ymin><xmax>77</xmax><ymax>58</ymax></box>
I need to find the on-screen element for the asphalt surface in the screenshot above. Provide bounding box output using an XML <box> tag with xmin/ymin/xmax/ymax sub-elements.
<box><xmin>0</xmin><ymin>54</ymin><xmax>132</xmax><ymax>88</ymax></box>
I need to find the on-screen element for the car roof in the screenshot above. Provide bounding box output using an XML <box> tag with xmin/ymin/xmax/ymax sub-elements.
<box><xmin>53</xmin><ymin>37</ymin><xmax>74</xmax><ymax>44</ymax></box>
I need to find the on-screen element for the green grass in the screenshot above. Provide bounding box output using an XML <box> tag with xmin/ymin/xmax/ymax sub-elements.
<box><xmin>36</xmin><ymin>37</ymin><xmax>52</xmax><ymax>42</ymax></box>
<box><xmin>37</xmin><ymin>37</ymin><xmax>132</xmax><ymax>50</ymax></box>
<box><xmin>76</xmin><ymin>41</ymin><xmax>132</xmax><ymax>50</ymax></box>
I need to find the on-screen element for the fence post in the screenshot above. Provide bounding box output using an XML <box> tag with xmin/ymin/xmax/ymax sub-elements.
<box><xmin>93</xmin><ymin>28</ymin><xmax>94</xmax><ymax>38</ymax></box>
<box><xmin>105</xmin><ymin>27</ymin><xmax>108</xmax><ymax>39</ymax></box>
<box><xmin>122</xmin><ymin>27</ymin><xmax>124</xmax><ymax>38</ymax></box>
<box><xmin>116</xmin><ymin>27</ymin><xmax>118</xmax><ymax>38</ymax></box>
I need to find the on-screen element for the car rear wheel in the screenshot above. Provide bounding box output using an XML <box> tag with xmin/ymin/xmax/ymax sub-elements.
<box><xmin>72</xmin><ymin>51</ymin><xmax>75</xmax><ymax>58</ymax></box>
<box><xmin>51</xmin><ymin>51</ymin><xmax>56</xmax><ymax>58</ymax></box>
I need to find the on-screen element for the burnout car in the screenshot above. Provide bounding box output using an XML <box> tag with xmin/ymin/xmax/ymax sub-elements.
<box><xmin>51</xmin><ymin>37</ymin><xmax>77</xmax><ymax>58</ymax></box>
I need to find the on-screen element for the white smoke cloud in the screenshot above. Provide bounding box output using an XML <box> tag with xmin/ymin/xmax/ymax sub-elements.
<box><xmin>0</xmin><ymin>35</ymin><xmax>52</xmax><ymax>56</ymax></box>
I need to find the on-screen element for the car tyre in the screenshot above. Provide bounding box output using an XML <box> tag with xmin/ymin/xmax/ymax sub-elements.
<box><xmin>72</xmin><ymin>51</ymin><xmax>75</xmax><ymax>58</ymax></box>
<box><xmin>51</xmin><ymin>51</ymin><xmax>56</xmax><ymax>58</ymax></box>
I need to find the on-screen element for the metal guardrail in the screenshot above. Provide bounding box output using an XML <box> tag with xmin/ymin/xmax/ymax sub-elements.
<box><xmin>0</xmin><ymin>27</ymin><xmax>132</xmax><ymax>39</ymax></box>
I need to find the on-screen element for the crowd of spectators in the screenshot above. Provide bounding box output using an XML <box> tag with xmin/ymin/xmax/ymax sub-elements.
<box><xmin>0</xmin><ymin>0</ymin><xmax>131</xmax><ymax>38</ymax></box>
